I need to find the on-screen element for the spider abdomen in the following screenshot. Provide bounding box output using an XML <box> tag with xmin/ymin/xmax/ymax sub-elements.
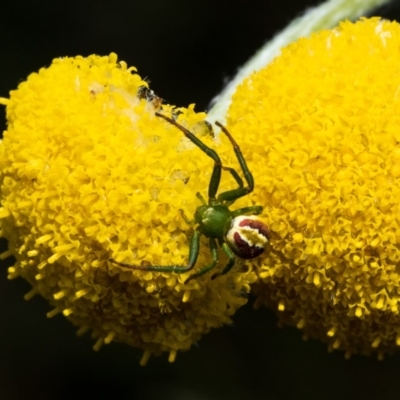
<box><xmin>195</xmin><ymin>204</ymin><xmax>232</xmax><ymax>239</ymax></box>
<box><xmin>226</xmin><ymin>215</ymin><xmax>270</xmax><ymax>259</ymax></box>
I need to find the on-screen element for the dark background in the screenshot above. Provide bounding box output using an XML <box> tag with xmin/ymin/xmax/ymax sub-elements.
<box><xmin>1</xmin><ymin>1</ymin><xmax>400</xmax><ymax>399</ymax></box>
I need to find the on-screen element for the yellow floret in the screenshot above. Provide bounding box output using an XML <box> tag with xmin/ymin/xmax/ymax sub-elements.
<box><xmin>0</xmin><ymin>53</ymin><xmax>257</xmax><ymax>362</ymax></box>
<box><xmin>227</xmin><ymin>18</ymin><xmax>400</xmax><ymax>358</ymax></box>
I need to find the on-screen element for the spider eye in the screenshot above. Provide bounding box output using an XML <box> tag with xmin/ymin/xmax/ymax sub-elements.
<box><xmin>226</xmin><ymin>215</ymin><xmax>270</xmax><ymax>259</ymax></box>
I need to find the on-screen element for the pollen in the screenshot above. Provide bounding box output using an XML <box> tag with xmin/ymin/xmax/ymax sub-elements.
<box><xmin>0</xmin><ymin>53</ymin><xmax>257</xmax><ymax>361</ymax></box>
<box><xmin>228</xmin><ymin>18</ymin><xmax>400</xmax><ymax>357</ymax></box>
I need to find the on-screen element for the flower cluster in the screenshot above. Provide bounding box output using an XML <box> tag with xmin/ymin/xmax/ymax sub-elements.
<box><xmin>0</xmin><ymin>53</ymin><xmax>257</xmax><ymax>363</ymax></box>
<box><xmin>227</xmin><ymin>18</ymin><xmax>400</xmax><ymax>358</ymax></box>
<box><xmin>4</xmin><ymin>16</ymin><xmax>400</xmax><ymax>362</ymax></box>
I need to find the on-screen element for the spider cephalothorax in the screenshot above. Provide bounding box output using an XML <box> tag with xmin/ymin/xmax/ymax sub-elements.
<box><xmin>110</xmin><ymin>112</ymin><xmax>269</xmax><ymax>283</ymax></box>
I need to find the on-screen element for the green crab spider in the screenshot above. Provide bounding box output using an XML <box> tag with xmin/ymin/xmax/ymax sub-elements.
<box><xmin>109</xmin><ymin>112</ymin><xmax>270</xmax><ymax>283</ymax></box>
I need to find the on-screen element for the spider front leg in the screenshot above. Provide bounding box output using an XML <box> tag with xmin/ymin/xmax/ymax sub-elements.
<box><xmin>156</xmin><ymin>112</ymin><xmax>222</xmax><ymax>200</ymax></box>
<box><xmin>222</xmin><ymin>166</ymin><xmax>243</xmax><ymax>189</ymax></box>
<box><xmin>215</xmin><ymin>121</ymin><xmax>255</xmax><ymax>203</ymax></box>
<box><xmin>109</xmin><ymin>230</ymin><xmax>201</xmax><ymax>275</ymax></box>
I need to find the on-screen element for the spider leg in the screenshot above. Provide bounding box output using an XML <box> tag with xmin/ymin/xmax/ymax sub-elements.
<box><xmin>215</xmin><ymin>121</ymin><xmax>255</xmax><ymax>203</ymax></box>
<box><xmin>220</xmin><ymin>166</ymin><xmax>244</xmax><ymax>207</ymax></box>
<box><xmin>184</xmin><ymin>238</ymin><xmax>219</xmax><ymax>284</ymax></box>
<box><xmin>222</xmin><ymin>166</ymin><xmax>244</xmax><ymax>188</ymax></box>
<box><xmin>156</xmin><ymin>112</ymin><xmax>222</xmax><ymax>200</ymax></box>
<box><xmin>231</xmin><ymin>205</ymin><xmax>263</xmax><ymax>218</ymax></box>
<box><xmin>211</xmin><ymin>242</ymin><xmax>236</xmax><ymax>280</ymax></box>
<box><xmin>109</xmin><ymin>230</ymin><xmax>201</xmax><ymax>274</ymax></box>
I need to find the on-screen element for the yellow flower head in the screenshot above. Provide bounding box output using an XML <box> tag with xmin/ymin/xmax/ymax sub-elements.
<box><xmin>0</xmin><ymin>53</ymin><xmax>257</xmax><ymax>363</ymax></box>
<box><xmin>228</xmin><ymin>18</ymin><xmax>400</xmax><ymax>358</ymax></box>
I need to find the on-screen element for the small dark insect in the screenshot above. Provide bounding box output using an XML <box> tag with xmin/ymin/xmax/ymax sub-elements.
<box><xmin>110</xmin><ymin>112</ymin><xmax>269</xmax><ymax>283</ymax></box>
<box><xmin>137</xmin><ymin>85</ymin><xmax>163</xmax><ymax>110</ymax></box>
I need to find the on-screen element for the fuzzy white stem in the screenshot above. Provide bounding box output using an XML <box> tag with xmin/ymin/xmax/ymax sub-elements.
<box><xmin>208</xmin><ymin>0</ymin><xmax>393</xmax><ymax>123</ymax></box>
